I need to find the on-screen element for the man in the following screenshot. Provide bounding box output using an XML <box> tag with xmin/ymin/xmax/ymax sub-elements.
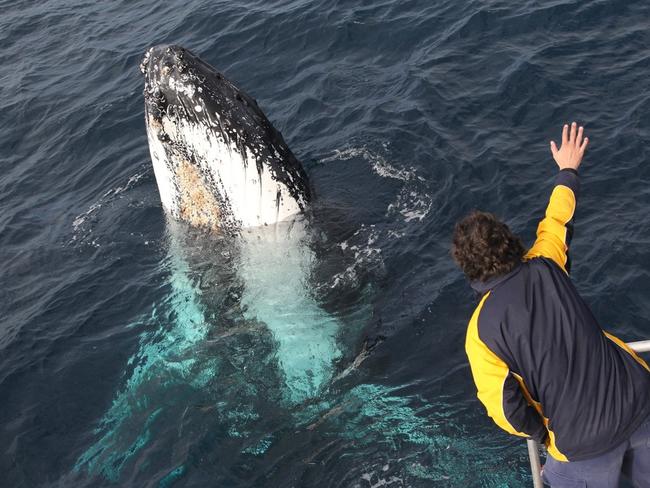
<box><xmin>452</xmin><ymin>122</ymin><xmax>650</xmax><ymax>487</ymax></box>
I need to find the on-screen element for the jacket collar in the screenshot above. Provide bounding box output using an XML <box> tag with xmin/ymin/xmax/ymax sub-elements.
<box><xmin>470</xmin><ymin>264</ymin><xmax>522</xmax><ymax>294</ymax></box>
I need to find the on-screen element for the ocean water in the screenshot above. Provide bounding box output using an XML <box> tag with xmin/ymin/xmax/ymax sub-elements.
<box><xmin>1</xmin><ymin>0</ymin><xmax>650</xmax><ymax>487</ymax></box>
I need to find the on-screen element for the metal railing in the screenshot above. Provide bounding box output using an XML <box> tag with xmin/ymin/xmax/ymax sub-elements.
<box><xmin>527</xmin><ymin>340</ymin><xmax>650</xmax><ymax>488</ymax></box>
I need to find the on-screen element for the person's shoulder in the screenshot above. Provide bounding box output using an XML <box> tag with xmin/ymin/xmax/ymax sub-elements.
<box><xmin>524</xmin><ymin>255</ymin><xmax>568</xmax><ymax>276</ymax></box>
<box><xmin>522</xmin><ymin>255</ymin><xmax>547</xmax><ymax>267</ymax></box>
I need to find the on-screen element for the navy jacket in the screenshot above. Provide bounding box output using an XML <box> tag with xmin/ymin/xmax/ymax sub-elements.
<box><xmin>465</xmin><ymin>169</ymin><xmax>650</xmax><ymax>461</ymax></box>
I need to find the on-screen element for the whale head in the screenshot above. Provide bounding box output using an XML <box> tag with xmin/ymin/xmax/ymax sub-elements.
<box><xmin>140</xmin><ymin>45</ymin><xmax>310</xmax><ymax>231</ymax></box>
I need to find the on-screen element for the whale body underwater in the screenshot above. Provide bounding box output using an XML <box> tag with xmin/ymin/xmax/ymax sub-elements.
<box><xmin>74</xmin><ymin>45</ymin><xmax>366</xmax><ymax>479</ymax></box>
<box><xmin>139</xmin><ymin>44</ymin><xmax>344</xmax><ymax>398</ymax></box>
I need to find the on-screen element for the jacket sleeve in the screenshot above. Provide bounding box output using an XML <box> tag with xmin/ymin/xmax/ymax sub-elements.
<box><xmin>465</xmin><ymin>295</ymin><xmax>548</xmax><ymax>442</ymax></box>
<box><xmin>524</xmin><ymin>169</ymin><xmax>579</xmax><ymax>273</ymax></box>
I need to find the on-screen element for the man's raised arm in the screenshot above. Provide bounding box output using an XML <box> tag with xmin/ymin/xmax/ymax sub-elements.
<box><xmin>525</xmin><ymin>122</ymin><xmax>589</xmax><ymax>273</ymax></box>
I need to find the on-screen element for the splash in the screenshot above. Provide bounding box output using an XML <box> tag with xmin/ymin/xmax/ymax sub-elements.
<box><xmin>329</xmin><ymin>224</ymin><xmax>383</xmax><ymax>290</ymax></box>
<box><xmin>320</xmin><ymin>146</ymin><xmax>432</xmax><ymax>223</ymax></box>
<box><xmin>71</xmin><ymin>168</ymin><xmax>149</xmax><ymax>247</ymax></box>
<box><xmin>238</xmin><ymin>219</ymin><xmax>343</xmax><ymax>403</ymax></box>
<box><xmin>316</xmin><ymin>145</ymin><xmax>433</xmax><ymax>293</ymax></box>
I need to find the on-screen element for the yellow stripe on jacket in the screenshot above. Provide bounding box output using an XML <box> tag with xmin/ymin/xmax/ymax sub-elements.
<box><xmin>465</xmin><ymin>292</ymin><xmax>528</xmax><ymax>437</ymax></box>
<box><xmin>524</xmin><ymin>185</ymin><xmax>576</xmax><ymax>272</ymax></box>
<box><xmin>604</xmin><ymin>331</ymin><xmax>650</xmax><ymax>373</ymax></box>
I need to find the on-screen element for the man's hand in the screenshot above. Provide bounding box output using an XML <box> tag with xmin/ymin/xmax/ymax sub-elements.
<box><xmin>550</xmin><ymin>122</ymin><xmax>589</xmax><ymax>171</ymax></box>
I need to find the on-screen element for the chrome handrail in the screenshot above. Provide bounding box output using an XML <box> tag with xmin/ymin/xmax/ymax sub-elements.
<box><xmin>627</xmin><ymin>340</ymin><xmax>650</xmax><ymax>353</ymax></box>
<box><xmin>527</xmin><ymin>340</ymin><xmax>649</xmax><ymax>488</ymax></box>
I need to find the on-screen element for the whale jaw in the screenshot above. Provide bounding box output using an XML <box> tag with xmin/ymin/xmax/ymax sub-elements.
<box><xmin>141</xmin><ymin>45</ymin><xmax>310</xmax><ymax>231</ymax></box>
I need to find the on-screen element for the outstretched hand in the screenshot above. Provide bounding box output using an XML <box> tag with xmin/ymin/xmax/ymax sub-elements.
<box><xmin>550</xmin><ymin>122</ymin><xmax>589</xmax><ymax>171</ymax></box>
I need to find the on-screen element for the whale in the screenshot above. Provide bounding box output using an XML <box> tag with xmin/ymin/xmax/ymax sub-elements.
<box><xmin>74</xmin><ymin>45</ymin><xmax>356</xmax><ymax>480</ymax></box>
<box><xmin>141</xmin><ymin>45</ymin><xmax>311</xmax><ymax>232</ymax></box>
<box><xmin>139</xmin><ymin>44</ymin><xmax>345</xmax><ymax>400</ymax></box>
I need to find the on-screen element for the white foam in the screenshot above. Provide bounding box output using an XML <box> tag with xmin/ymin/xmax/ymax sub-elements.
<box><xmin>71</xmin><ymin>169</ymin><xmax>148</xmax><ymax>245</ymax></box>
<box><xmin>239</xmin><ymin>219</ymin><xmax>342</xmax><ymax>402</ymax></box>
<box><xmin>330</xmin><ymin>225</ymin><xmax>383</xmax><ymax>290</ymax></box>
<box><xmin>320</xmin><ymin>146</ymin><xmax>432</xmax><ymax>223</ymax></box>
<box><xmin>359</xmin><ymin>471</ymin><xmax>404</xmax><ymax>488</ymax></box>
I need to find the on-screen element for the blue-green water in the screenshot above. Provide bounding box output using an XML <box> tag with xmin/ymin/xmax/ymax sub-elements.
<box><xmin>2</xmin><ymin>1</ymin><xmax>650</xmax><ymax>486</ymax></box>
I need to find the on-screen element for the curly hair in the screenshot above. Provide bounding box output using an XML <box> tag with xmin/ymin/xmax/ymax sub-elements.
<box><xmin>451</xmin><ymin>211</ymin><xmax>525</xmax><ymax>282</ymax></box>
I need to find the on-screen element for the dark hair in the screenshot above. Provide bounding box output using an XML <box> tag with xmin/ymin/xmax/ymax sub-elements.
<box><xmin>451</xmin><ymin>211</ymin><xmax>525</xmax><ymax>282</ymax></box>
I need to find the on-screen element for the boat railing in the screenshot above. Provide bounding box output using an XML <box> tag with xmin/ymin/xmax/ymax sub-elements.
<box><xmin>527</xmin><ymin>339</ymin><xmax>650</xmax><ymax>488</ymax></box>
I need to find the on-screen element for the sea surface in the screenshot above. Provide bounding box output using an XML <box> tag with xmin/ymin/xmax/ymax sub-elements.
<box><xmin>2</xmin><ymin>1</ymin><xmax>650</xmax><ymax>487</ymax></box>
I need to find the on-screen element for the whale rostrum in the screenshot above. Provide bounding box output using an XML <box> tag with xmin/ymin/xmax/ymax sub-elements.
<box><xmin>141</xmin><ymin>44</ymin><xmax>311</xmax><ymax>231</ymax></box>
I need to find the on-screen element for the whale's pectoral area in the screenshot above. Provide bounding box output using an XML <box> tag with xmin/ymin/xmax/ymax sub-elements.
<box><xmin>177</xmin><ymin>158</ymin><xmax>221</xmax><ymax>231</ymax></box>
<box><xmin>146</xmin><ymin>113</ymin><xmax>222</xmax><ymax>232</ymax></box>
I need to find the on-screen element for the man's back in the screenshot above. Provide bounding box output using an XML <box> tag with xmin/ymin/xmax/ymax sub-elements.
<box><xmin>468</xmin><ymin>255</ymin><xmax>650</xmax><ymax>461</ymax></box>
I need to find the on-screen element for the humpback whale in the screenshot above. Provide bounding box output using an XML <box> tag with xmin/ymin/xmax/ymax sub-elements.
<box><xmin>139</xmin><ymin>44</ymin><xmax>343</xmax><ymax>401</ymax></box>
<box><xmin>141</xmin><ymin>44</ymin><xmax>310</xmax><ymax>231</ymax></box>
<box><xmin>75</xmin><ymin>46</ymin><xmax>353</xmax><ymax>480</ymax></box>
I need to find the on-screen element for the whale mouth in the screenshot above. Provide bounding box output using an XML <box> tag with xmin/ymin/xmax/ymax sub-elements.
<box><xmin>141</xmin><ymin>45</ymin><xmax>311</xmax><ymax>231</ymax></box>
